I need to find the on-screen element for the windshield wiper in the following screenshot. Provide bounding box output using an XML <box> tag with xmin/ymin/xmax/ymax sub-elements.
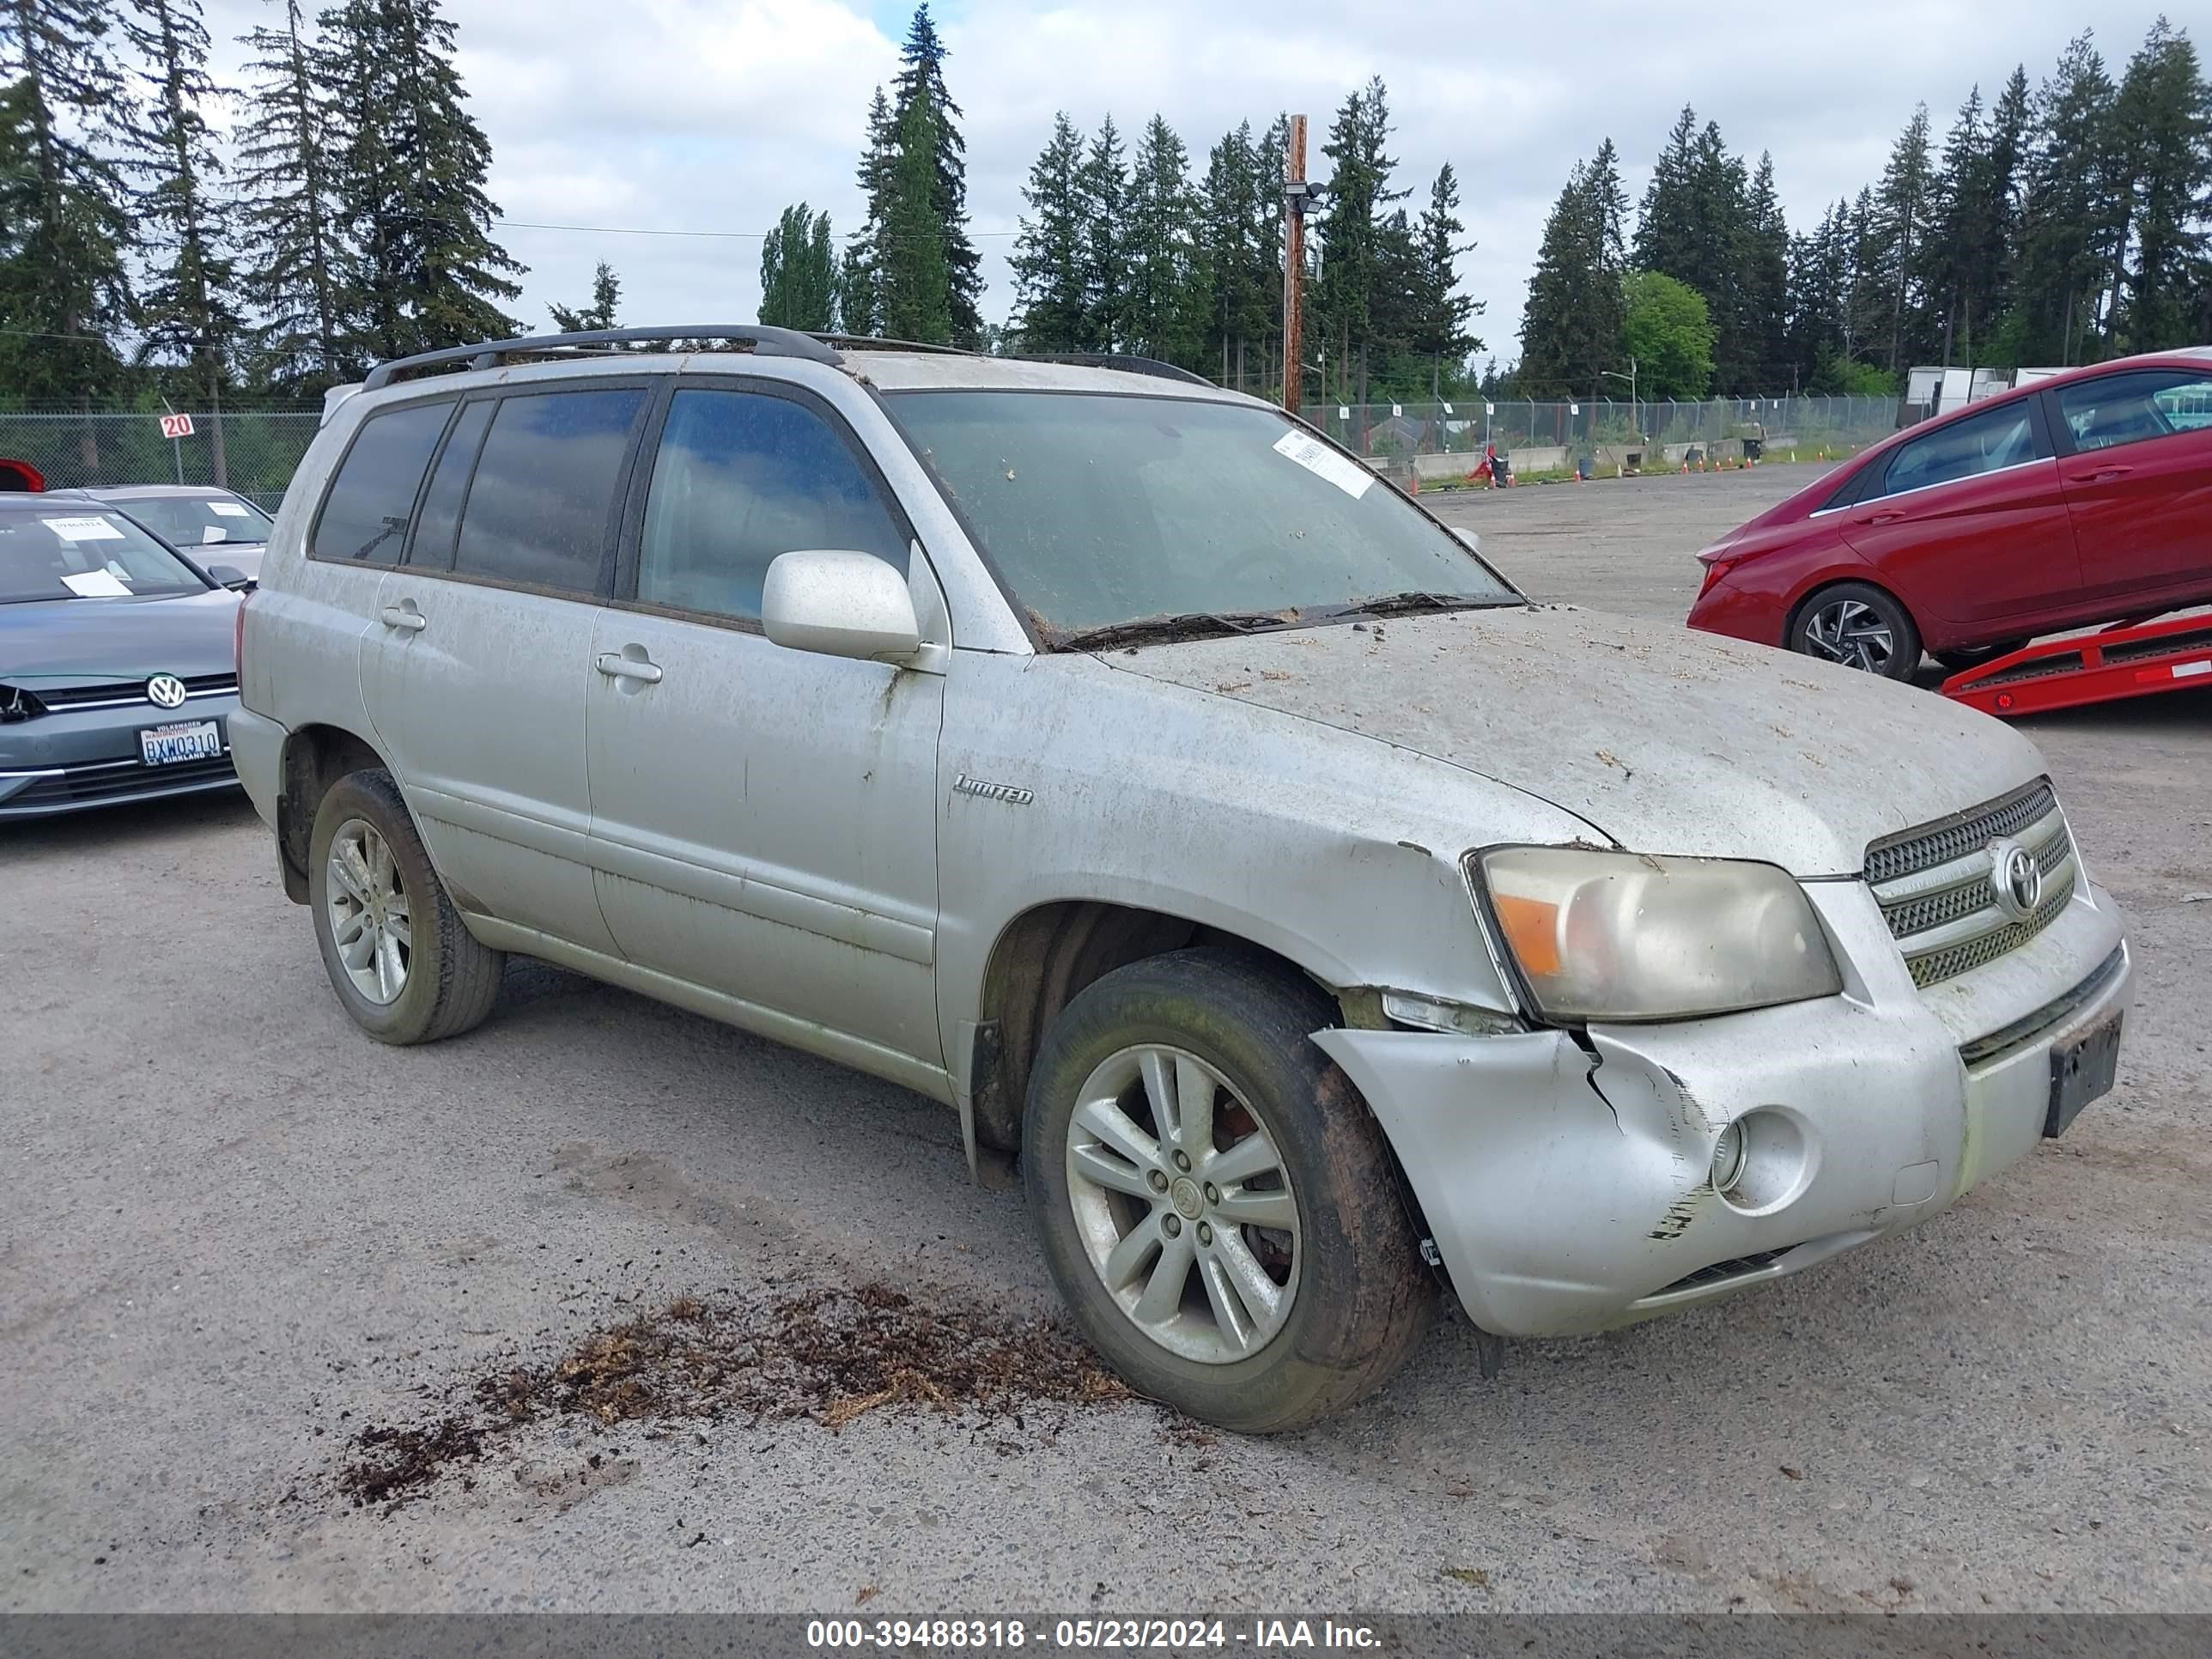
<box><xmin>1053</xmin><ymin>609</ymin><xmax>1305</xmax><ymax>652</ymax></box>
<box><xmin>1310</xmin><ymin>591</ymin><xmax>1522</xmax><ymax>621</ymax></box>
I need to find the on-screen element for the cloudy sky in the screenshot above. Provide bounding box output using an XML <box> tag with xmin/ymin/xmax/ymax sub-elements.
<box><xmin>204</xmin><ymin>0</ymin><xmax>2178</xmax><ymax>369</ymax></box>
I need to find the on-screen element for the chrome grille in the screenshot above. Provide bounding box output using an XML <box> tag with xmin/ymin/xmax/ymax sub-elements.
<box><xmin>1869</xmin><ymin>779</ymin><xmax>2076</xmax><ymax>988</ymax></box>
<box><xmin>1865</xmin><ymin>780</ymin><xmax>2057</xmax><ymax>884</ymax></box>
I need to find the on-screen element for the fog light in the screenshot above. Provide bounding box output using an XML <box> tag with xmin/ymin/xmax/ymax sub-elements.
<box><xmin>1711</xmin><ymin>1121</ymin><xmax>1748</xmax><ymax>1194</ymax></box>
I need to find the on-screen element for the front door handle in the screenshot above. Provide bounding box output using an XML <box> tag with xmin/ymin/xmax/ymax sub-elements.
<box><xmin>2071</xmin><ymin>464</ymin><xmax>2133</xmax><ymax>483</ymax></box>
<box><xmin>380</xmin><ymin>603</ymin><xmax>427</xmax><ymax>633</ymax></box>
<box><xmin>1856</xmin><ymin>510</ymin><xmax>1905</xmax><ymax>526</ymax></box>
<box><xmin>596</xmin><ymin>651</ymin><xmax>663</xmax><ymax>684</ymax></box>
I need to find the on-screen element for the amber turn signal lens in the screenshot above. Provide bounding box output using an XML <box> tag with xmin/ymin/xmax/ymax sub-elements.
<box><xmin>1491</xmin><ymin>892</ymin><xmax>1561</xmax><ymax>977</ymax></box>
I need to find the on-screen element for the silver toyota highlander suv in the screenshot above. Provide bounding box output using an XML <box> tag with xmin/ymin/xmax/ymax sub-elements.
<box><xmin>231</xmin><ymin>325</ymin><xmax>2131</xmax><ymax>1431</ymax></box>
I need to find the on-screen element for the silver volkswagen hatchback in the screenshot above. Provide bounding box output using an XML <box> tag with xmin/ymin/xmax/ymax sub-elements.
<box><xmin>230</xmin><ymin>327</ymin><xmax>2130</xmax><ymax>1431</ymax></box>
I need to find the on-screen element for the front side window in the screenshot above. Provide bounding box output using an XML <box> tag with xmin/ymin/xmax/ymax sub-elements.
<box><xmin>635</xmin><ymin>387</ymin><xmax>908</xmax><ymax>623</ymax></box>
<box><xmin>313</xmin><ymin>401</ymin><xmax>452</xmax><ymax>562</ymax></box>
<box><xmin>0</xmin><ymin>509</ymin><xmax>211</xmax><ymax>603</ymax></box>
<box><xmin>885</xmin><ymin>390</ymin><xmax>1517</xmax><ymax>643</ymax></box>
<box><xmin>453</xmin><ymin>387</ymin><xmax>647</xmax><ymax>595</ymax></box>
<box><xmin>1880</xmin><ymin>402</ymin><xmax>2040</xmax><ymax>498</ymax></box>
<box><xmin>2057</xmin><ymin>369</ymin><xmax>2212</xmax><ymax>452</ymax></box>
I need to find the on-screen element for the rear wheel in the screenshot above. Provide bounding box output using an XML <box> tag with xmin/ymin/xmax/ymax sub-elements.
<box><xmin>308</xmin><ymin>768</ymin><xmax>504</xmax><ymax>1044</ymax></box>
<box><xmin>1788</xmin><ymin>581</ymin><xmax>1922</xmax><ymax>680</ymax></box>
<box><xmin>1024</xmin><ymin>948</ymin><xmax>1431</xmax><ymax>1432</ymax></box>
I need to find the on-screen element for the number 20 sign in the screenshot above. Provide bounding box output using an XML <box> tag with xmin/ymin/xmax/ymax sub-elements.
<box><xmin>160</xmin><ymin>412</ymin><xmax>195</xmax><ymax>440</ymax></box>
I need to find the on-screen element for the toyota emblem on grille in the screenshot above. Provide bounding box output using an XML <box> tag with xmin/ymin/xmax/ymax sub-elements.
<box><xmin>1987</xmin><ymin>838</ymin><xmax>2043</xmax><ymax>921</ymax></box>
<box><xmin>146</xmin><ymin>673</ymin><xmax>188</xmax><ymax>709</ymax></box>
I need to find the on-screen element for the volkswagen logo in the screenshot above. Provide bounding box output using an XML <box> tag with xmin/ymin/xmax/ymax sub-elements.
<box><xmin>1987</xmin><ymin>837</ymin><xmax>2044</xmax><ymax>922</ymax></box>
<box><xmin>145</xmin><ymin>673</ymin><xmax>189</xmax><ymax>710</ymax></box>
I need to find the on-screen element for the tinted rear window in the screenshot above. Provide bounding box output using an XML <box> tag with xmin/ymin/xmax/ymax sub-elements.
<box><xmin>313</xmin><ymin>402</ymin><xmax>452</xmax><ymax>562</ymax></box>
<box><xmin>453</xmin><ymin>388</ymin><xmax>647</xmax><ymax>595</ymax></box>
<box><xmin>408</xmin><ymin>400</ymin><xmax>495</xmax><ymax>570</ymax></box>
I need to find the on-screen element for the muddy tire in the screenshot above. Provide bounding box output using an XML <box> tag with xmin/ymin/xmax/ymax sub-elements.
<box><xmin>1024</xmin><ymin>948</ymin><xmax>1431</xmax><ymax>1432</ymax></box>
<box><xmin>308</xmin><ymin>767</ymin><xmax>504</xmax><ymax>1045</ymax></box>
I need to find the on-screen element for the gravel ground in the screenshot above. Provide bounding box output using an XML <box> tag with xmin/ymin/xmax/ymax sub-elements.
<box><xmin>3</xmin><ymin>465</ymin><xmax>2207</xmax><ymax>1615</ymax></box>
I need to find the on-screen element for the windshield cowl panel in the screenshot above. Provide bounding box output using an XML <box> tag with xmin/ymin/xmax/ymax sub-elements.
<box><xmin>885</xmin><ymin>388</ymin><xmax>1519</xmax><ymax>647</ymax></box>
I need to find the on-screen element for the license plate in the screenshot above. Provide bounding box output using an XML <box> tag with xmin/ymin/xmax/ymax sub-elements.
<box><xmin>2046</xmin><ymin>1012</ymin><xmax>2122</xmax><ymax>1138</ymax></box>
<box><xmin>139</xmin><ymin>719</ymin><xmax>223</xmax><ymax>767</ymax></box>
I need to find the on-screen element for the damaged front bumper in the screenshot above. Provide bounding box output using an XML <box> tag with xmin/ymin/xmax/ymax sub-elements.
<box><xmin>1314</xmin><ymin>877</ymin><xmax>2130</xmax><ymax>1339</ymax></box>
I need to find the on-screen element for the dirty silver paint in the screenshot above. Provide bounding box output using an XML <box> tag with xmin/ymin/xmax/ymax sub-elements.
<box><xmin>239</xmin><ymin>343</ymin><xmax>2134</xmax><ymax>1347</ymax></box>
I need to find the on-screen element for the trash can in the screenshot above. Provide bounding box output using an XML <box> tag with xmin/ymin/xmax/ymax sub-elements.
<box><xmin>1744</xmin><ymin>436</ymin><xmax>1764</xmax><ymax>463</ymax></box>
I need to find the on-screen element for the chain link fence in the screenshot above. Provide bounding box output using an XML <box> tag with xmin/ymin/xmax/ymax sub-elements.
<box><xmin>1299</xmin><ymin>394</ymin><xmax>1900</xmax><ymax>473</ymax></box>
<box><xmin>0</xmin><ymin>410</ymin><xmax>324</xmax><ymax>510</ymax></box>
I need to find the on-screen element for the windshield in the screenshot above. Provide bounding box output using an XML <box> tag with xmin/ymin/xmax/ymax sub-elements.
<box><xmin>0</xmin><ymin>509</ymin><xmax>212</xmax><ymax>603</ymax></box>
<box><xmin>110</xmin><ymin>493</ymin><xmax>275</xmax><ymax>549</ymax></box>
<box><xmin>887</xmin><ymin>390</ymin><xmax>1518</xmax><ymax>641</ymax></box>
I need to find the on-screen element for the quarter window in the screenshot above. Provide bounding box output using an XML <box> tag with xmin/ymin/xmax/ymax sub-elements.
<box><xmin>408</xmin><ymin>400</ymin><xmax>495</xmax><ymax>569</ymax></box>
<box><xmin>635</xmin><ymin>388</ymin><xmax>908</xmax><ymax>623</ymax></box>
<box><xmin>312</xmin><ymin>401</ymin><xmax>451</xmax><ymax>563</ymax></box>
<box><xmin>1880</xmin><ymin>403</ymin><xmax>2040</xmax><ymax>498</ymax></box>
<box><xmin>2057</xmin><ymin>369</ymin><xmax>2212</xmax><ymax>452</ymax></box>
<box><xmin>453</xmin><ymin>387</ymin><xmax>647</xmax><ymax>595</ymax></box>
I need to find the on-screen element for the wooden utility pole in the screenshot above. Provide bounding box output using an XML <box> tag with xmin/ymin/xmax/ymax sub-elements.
<box><xmin>1281</xmin><ymin>114</ymin><xmax>1310</xmax><ymax>414</ymax></box>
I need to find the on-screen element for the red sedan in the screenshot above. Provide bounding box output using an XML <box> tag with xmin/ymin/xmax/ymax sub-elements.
<box><xmin>1686</xmin><ymin>347</ymin><xmax>2212</xmax><ymax>678</ymax></box>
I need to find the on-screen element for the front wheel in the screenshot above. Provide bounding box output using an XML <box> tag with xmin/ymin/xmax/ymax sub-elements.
<box><xmin>1023</xmin><ymin>948</ymin><xmax>1431</xmax><ymax>1431</ymax></box>
<box><xmin>1787</xmin><ymin>581</ymin><xmax>1923</xmax><ymax>680</ymax></box>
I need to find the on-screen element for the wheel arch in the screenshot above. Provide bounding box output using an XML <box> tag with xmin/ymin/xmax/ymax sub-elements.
<box><xmin>965</xmin><ymin>898</ymin><xmax>1355</xmax><ymax>1167</ymax></box>
<box><xmin>276</xmin><ymin>722</ymin><xmax>392</xmax><ymax>903</ymax></box>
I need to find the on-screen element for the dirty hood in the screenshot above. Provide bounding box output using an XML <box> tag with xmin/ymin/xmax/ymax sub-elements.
<box><xmin>1097</xmin><ymin>605</ymin><xmax>2049</xmax><ymax>877</ymax></box>
<box><xmin>0</xmin><ymin>587</ymin><xmax>240</xmax><ymax>687</ymax></box>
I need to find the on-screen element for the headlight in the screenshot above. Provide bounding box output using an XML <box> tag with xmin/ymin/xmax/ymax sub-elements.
<box><xmin>1471</xmin><ymin>846</ymin><xmax>1842</xmax><ymax>1023</ymax></box>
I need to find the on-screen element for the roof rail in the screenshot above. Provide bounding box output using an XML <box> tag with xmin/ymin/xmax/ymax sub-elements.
<box><xmin>1011</xmin><ymin>352</ymin><xmax>1218</xmax><ymax>388</ymax></box>
<box><xmin>362</xmin><ymin>325</ymin><xmax>843</xmax><ymax>391</ymax></box>
<box><xmin>811</xmin><ymin>334</ymin><xmax>973</xmax><ymax>357</ymax></box>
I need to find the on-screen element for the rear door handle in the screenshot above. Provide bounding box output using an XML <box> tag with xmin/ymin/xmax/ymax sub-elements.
<box><xmin>596</xmin><ymin>651</ymin><xmax>663</xmax><ymax>684</ymax></box>
<box><xmin>380</xmin><ymin>604</ymin><xmax>427</xmax><ymax>633</ymax></box>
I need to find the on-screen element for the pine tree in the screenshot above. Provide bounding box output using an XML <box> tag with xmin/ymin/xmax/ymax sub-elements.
<box><xmin>2110</xmin><ymin>17</ymin><xmax>2211</xmax><ymax>352</ymax></box>
<box><xmin>1518</xmin><ymin>142</ymin><xmax>1626</xmax><ymax>398</ymax></box>
<box><xmin>1196</xmin><ymin>121</ymin><xmax>1271</xmax><ymax>380</ymax></box>
<box><xmin>888</xmin><ymin>5</ymin><xmax>979</xmax><ymax>347</ymax></box>
<box><xmin>1409</xmin><ymin>161</ymin><xmax>1479</xmax><ymax>388</ymax></box>
<box><xmin>841</xmin><ymin>86</ymin><xmax>893</xmax><ymax>337</ymax></box>
<box><xmin>1741</xmin><ymin>153</ymin><xmax>1790</xmax><ymax>388</ymax></box>
<box><xmin>322</xmin><ymin>0</ymin><xmax>522</xmax><ymax>363</ymax></box>
<box><xmin>1010</xmin><ymin>111</ymin><xmax>1087</xmax><ymax>350</ymax></box>
<box><xmin>1313</xmin><ymin>76</ymin><xmax>1406</xmax><ymax>401</ymax></box>
<box><xmin>1123</xmin><ymin>114</ymin><xmax>1198</xmax><ymax>363</ymax></box>
<box><xmin>1632</xmin><ymin>106</ymin><xmax>1700</xmax><ymax>276</ymax></box>
<box><xmin>0</xmin><ymin>0</ymin><xmax>132</xmax><ymax>406</ymax></box>
<box><xmin>878</xmin><ymin>87</ymin><xmax>951</xmax><ymax>343</ymax></box>
<box><xmin>2009</xmin><ymin>32</ymin><xmax>2123</xmax><ymax>363</ymax></box>
<box><xmin>1873</xmin><ymin>104</ymin><xmax>1936</xmax><ymax>371</ymax></box>
<box><xmin>234</xmin><ymin>0</ymin><xmax>348</xmax><ymax>391</ymax></box>
<box><xmin>1634</xmin><ymin>108</ymin><xmax>1759</xmax><ymax>391</ymax></box>
<box><xmin>548</xmin><ymin>260</ymin><xmax>619</xmax><ymax>332</ymax></box>
<box><xmin>758</xmin><ymin>205</ymin><xmax>837</xmax><ymax>331</ymax></box>
<box><xmin>1078</xmin><ymin>114</ymin><xmax>1127</xmax><ymax>351</ymax></box>
<box><xmin>120</xmin><ymin>0</ymin><xmax>239</xmax><ymax>407</ymax></box>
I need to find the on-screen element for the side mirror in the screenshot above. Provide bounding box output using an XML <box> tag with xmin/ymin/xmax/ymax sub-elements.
<box><xmin>1451</xmin><ymin>528</ymin><xmax>1482</xmax><ymax>556</ymax></box>
<box><xmin>205</xmin><ymin>563</ymin><xmax>252</xmax><ymax>590</ymax></box>
<box><xmin>761</xmin><ymin>550</ymin><xmax>922</xmax><ymax>664</ymax></box>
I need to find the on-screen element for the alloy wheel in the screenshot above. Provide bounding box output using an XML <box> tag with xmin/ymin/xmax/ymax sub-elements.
<box><xmin>325</xmin><ymin>817</ymin><xmax>411</xmax><ymax>1005</ymax></box>
<box><xmin>1063</xmin><ymin>1043</ymin><xmax>1302</xmax><ymax>1364</ymax></box>
<box><xmin>1803</xmin><ymin>598</ymin><xmax>1899</xmax><ymax>673</ymax></box>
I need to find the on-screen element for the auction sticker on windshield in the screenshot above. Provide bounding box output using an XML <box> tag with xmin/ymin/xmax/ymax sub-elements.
<box><xmin>61</xmin><ymin>570</ymin><xmax>132</xmax><ymax>598</ymax></box>
<box><xmin>1271</xmin><ymin>429</ymin><xmax>1375</xmax><ymax>500</ymax></box>
<box><xmin>44</xmin><ymin>515</ymin><xmax>124</xmax><ymax>541</ymax></box>
<box><xmin>210</xmin><ymin>501</ymin><xmax>250</xmax><ymax>516</ymax></box>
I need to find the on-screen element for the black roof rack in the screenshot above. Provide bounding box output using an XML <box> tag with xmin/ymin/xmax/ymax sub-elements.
<box><xmin>361</xmin><ymin>325</ymin><xmax>843</xmax><ymax>391</ymax></box>
<box><xmin>1011</xmin><ymin>352</ymin><xmax>1217</xmax><ymax>387</ymax></box>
